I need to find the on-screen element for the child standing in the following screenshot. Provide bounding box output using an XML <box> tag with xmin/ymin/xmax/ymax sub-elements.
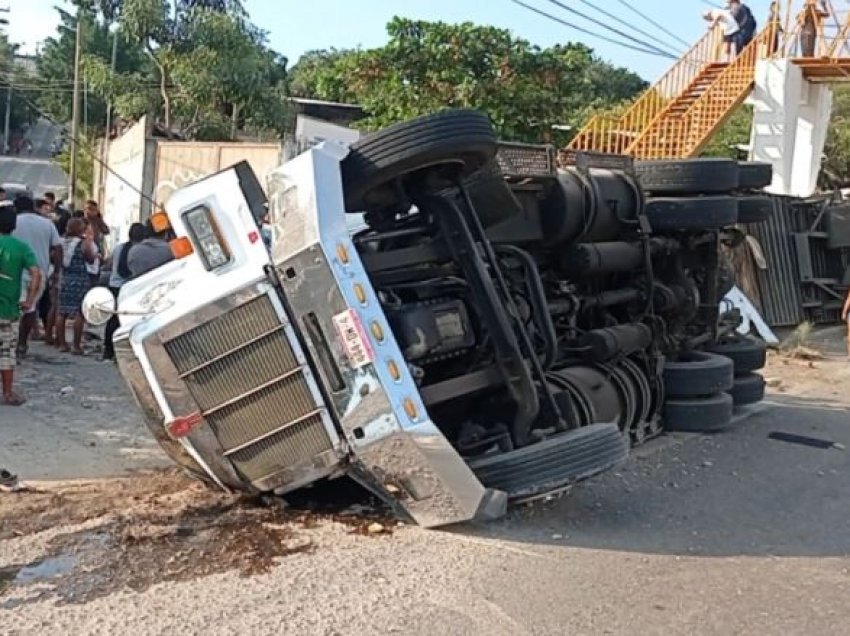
<box><xmin>0</xmin><ymin>205</ymin><xmax>42</xmax><ymax>405</ymax></box>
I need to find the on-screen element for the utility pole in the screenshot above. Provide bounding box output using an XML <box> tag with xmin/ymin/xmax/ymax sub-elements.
<box><xmin>3</xmin><ymin>85</ymin><xmax>9</xmax><ymax>155</ymax></box>
<box><xmin>1</xmin><ymin>6</ymin><xmax>10</xmax><ymax>154</ymax></box>
<box><xmin>69</xmin><ymin>9</ymin><xmax>83</xmax><ymax>208</ymax></box>
<box><xmin>105</xmin><ymin>26</ymin><xmax>118</xmax><ymax>140</ymax></box>
<box><xmin>100</xmin><ymin>24</ymin><xmax>119</xmax><ymax>202</ymax></box>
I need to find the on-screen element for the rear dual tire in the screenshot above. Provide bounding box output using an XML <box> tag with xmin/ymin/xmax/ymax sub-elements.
<box><xmin>729</xmin><ymin>372</ymin><xmax>766</xmax><ymax>406</ymax></box>
<box><xmin>468</xmin><ymin>423</ymin><xmax>628</xmax><ymax>500</ymax></box>
<box><xmin>662</xmin><ymin>352</ymin><xmax>735</xmax><ymax>432</ymax></box>
<box><xmin>645</xmin><ymin>196</ymin><xmax>738</xmax><ymax>231</ymax></box>
<box><xmin>663</xmin><ymin>393</ymin><xmax>735</xmax><ymax>432</ymax></box>
<box><xmin>705</xmin><ymin>335</ymin><xmax>767</xmax><ymax>375</ymax></box>
<box><xmin>636</xmin><ymin>158</ymin><xmax>739</xmax><ymax>195</ymax></box>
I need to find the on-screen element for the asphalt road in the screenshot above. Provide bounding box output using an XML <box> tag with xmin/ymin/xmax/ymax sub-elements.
<box><xmin>2</xmin><ymin>337</ymin><xmax>850</xmax><ymax>634</ymax></box>
<box><xmin>0</xmin><ymin>118</ymin><xmax>67</xmax><ymax>196</ymax></box>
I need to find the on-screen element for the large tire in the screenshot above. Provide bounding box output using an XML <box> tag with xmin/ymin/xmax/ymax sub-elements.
<box><xmin>664</xmin><ymin>393</ymin><xmax>734</xmax><ymax>432</ymax></box>
<box><xmin>636</xmin><ymin>159</ymin><xmax>739</xmax><ymax>195</ymax></box>
<box><xmin>705</xmin><ymin>335</ymin><xmax>767</xmax><ymax>374</ymax></box>
<box><xmin>645</xmin><ymin>196</ymin><xmax>738</xmax><ymax>232</ymax></box>
<box><xmin>468</xmin><ymin>423</ymin><xmax>628</xmax><ymax>500</ymax></box>
<box><xmin>341</xmin><ymin>109</ymin><xmax>497</xmax><ymax>212</ymax></box>
<box><xmin>729</xmin><ymin>372</ymin><xmax>766</xmax><ymax>406</ymax></box>
<box><xmin>737</xmin><ymin>162</ymin><xmax>772</xmax><ymax>190</ymax></box>
<box><xmin>663</xmin><ymin>351</ymin><xmax>734</xmax><ymax>398</ymax></box>
<box><xmin>737</xmin><ymin>195</ymin><xmax>772</xmax><ymax>224</ymax></box>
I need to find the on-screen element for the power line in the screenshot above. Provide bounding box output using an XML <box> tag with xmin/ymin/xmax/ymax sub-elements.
<box><xmin>574</xmin><ymin>0</ymin><xmax>686</xmax><ymax>55</ymax></box>
<box><xmin>509</xmin><ymin>0</ymin><xmax>675</xmax><ymax>58</ymax></box>
<box><xmin>0</xmin><ymin>76</ymin><xmax>160</xmax><ymax>209</ymax></box>
<box><xmin>612</xmin><ymin>0</ymin><xmax>693</xmax><ymax>50</ymax></box>
<box><xmin>542</xmin><ymin>0</ymin><xmax>679</xmax><ymax>60</ymax></box>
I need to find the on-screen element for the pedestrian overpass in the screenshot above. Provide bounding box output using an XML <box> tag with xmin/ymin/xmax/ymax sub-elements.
<box><xmin>567</xmin><ymin>1</ymin><xmax>850</xmax><ymax>197</ymax></box>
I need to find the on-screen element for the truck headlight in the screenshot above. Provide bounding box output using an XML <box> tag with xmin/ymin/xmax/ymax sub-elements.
<box><xmin>184</xmin><ymin>206</ymin><xmax>231</xmax><ymax>270</ymax></box>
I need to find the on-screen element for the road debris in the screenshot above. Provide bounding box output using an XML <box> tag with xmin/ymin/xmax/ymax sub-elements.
<box><xmin>767</xmin><ymin>432</ymin><xmax>836</xmax><ymax>449</ymax></box>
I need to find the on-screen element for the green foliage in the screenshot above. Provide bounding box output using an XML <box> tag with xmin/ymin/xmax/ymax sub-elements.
<box><xmin>288</xmin><ymin>48</ymin><xmax>362</xmax><ymax>104</ymax></box>
<box><xmin>37</xmin><ymin>8</ymin><xmax>148</xmax><ymax>131</ymax></box>
<box><xmin>95</xmin><ymin>0</ymin><xmax>288</xmax><ymax>138</ymax></box>
<box><xmin>55</xmin><ymin>134</ymin><xmax>96</xmax><ymax>198</ymax></box>
<box><xmin>170</xmin><ymin>9</ymin><xmax>288</xmax><ymax>138</ymax></box>
<box><xmin>822</xmin><ymin>86</ymin><xmax>850</xmax><ymax>187</ymax></box>
<box><xmin>288</xmin><ymin>18</ymin><xmax>647</xmax><ymax>143</ymax></box>
<box><xmin>700</xmin><ymin>105</ymin><xmax>753</xmax><ymax>159</ymax></box>
<box><xmin>0</xmin><ymin>34</ymin><xmax>39</xmax><ymax>139</ymax></box>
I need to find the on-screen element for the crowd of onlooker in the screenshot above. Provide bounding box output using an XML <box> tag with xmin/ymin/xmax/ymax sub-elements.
<box><xmin>0</xmin><ymin>186</ymin><xmax>174</xmax><ymax>407</ymax></box>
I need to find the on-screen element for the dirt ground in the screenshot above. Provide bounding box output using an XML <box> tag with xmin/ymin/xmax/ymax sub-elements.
<box><xmin>1</xmin><ymin>330</ymin><xmax>849</xmax><ymax>634</ymax></box>
<box><xmin>0</xmin><ymin>341</ymin><xmax>169</xmax><ymax>480</ymax></box>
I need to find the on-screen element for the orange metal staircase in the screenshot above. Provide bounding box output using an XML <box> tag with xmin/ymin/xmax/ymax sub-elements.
<box><xmin>565</xmin><ymin>1</ymin><xmax>850</xmax><ymax>160</ymax></box>
<box><xmin>627</xmin><ymin>26</ymin><xmax>779</xmax><ymax>159</ymax></box>
<box><xmin>568</xmin><ymin>21</ymin><xmax>782</xmax><ymax>159</ymax></box>
<box><xmin>567</xmin><ymin>22</ymin><xmax>726</xmax><ymax>156</ymax></box>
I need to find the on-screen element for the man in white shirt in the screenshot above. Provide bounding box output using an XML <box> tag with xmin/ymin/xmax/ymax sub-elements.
<box><xmin>12</xmin><ymin>196</ymin><xmax>62</xmax><ymax>356</ymax></box>
<box><xmin>704</xmin><ymin>3</ymin><xmax>741</xmax><ymax>61</ymax></box>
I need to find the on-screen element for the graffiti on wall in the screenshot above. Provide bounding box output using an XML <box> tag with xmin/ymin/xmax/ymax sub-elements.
<box><xmin>154</xmin><ymin>167</ymin><xmax>207</xmax><ymax>205</ymax></box>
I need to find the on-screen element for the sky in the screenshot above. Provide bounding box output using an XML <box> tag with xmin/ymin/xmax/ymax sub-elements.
<box><xmin>10</xmin><ymin>0</ymin><xmax>779</xmax><ymax>81</ymax></box>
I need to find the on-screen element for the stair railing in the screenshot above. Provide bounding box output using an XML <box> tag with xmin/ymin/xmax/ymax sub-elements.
<box><xmin>568</xmin><ymin>21</ymin><xmax>726</xmax><ymax>153</ymax></box>
<box><xmin>627</xmin><ymin>21</ymin><xmax>783</xmax><ymax>159</ymax></box>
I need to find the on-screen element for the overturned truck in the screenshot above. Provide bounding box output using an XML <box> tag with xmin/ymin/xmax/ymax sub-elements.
<box><xmin>90</xmin><ymin>110</ymin><xmax>772</xmax><ymax>527</ymax></box>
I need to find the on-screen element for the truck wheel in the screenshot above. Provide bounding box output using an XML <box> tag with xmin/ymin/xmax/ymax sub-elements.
<box><xmin>341</xmin><ymin>109</ymin><xmax>497</xmax><ymax>212</ymax></box>
<box><xmin>467</xmin><ymin>423</ymin><xmax>628</xmax><ymax>501</ymax></box>
<box><xmin>737</xmin><ymin>162</ymin><xmax>772</xmax><ymax>190</ymax></box>
<box><xmin>705</xmin><ymin>335</ymin><xmax>767</xmax><ymax>374</ymax></box>
<box><xmin>645</xmin><ymin>196</ymin><xmax>738</xmax><ymax>232</ymax></box>
<box><xmin>663</xmin><ymin>393</ymin><xmax>734</xmax><ymax>432</ymax></box>
<box><xmin>636</xmin><ymin>159</ymin><xmax>739</xmax><ymax>194</ymax></box>
<box><xmin>736</xmin><ymin>196</ymin><xmax>772</xmax><ymax>224</ymax></box>
<box><xmin>663</xmin><ymin>351</ymin><xmax>734</xmax><ymax>398</ymax></box>
<box><xmin>729</xmin><ymin>372</ymin><xmax>766</xmax><ymax>406</ymax></box>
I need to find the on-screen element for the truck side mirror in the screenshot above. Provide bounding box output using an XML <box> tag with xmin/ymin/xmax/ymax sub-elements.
<box><xmin>82</xmin><ymin>286</ymin><xmax>116</xmax><ymax>326</ymax></box>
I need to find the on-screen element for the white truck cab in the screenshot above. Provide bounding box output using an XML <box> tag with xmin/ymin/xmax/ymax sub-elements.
<box><xmin>99</xmin><ymin>147</ymin><xmax>505</xmax><ymax>527</ymax></box>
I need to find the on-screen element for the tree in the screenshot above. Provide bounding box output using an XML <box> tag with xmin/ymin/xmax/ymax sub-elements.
<box><xmin>170</xmin><ymin>9</ymin><xmax>287</xmax><ymax>138</ymax></box>
<box><xmin>822</xmin><ymin>86</ymin><xmax>850</xmax><ymax>187</ymax></box>
<box><xmin>700</xmin><ymin>105</ymin><xmax>753</xmax><ymax>159</ymax></box>
<box><xmin>37</xmin><ymin>7</ymin><xmax>147</xmax><ymax>131</ymax></box>
<box><xmin>288</xmin><ymin>48</ymin><xmax>361</xmax><ymax>104</ymax></box>
<box><xmin>95</xmin><ymin>0</ymin><xmax>287</xmax><ymax>138</ymax></box>
<box><xmin>0</xmin><ymin>34</ymin><xmax>38</xmax><ymax>143</ymax></box>
<box><xmin>288</xmin><ymin>18</ymin><xmax>646</xmax><ymax>143</ymax></box>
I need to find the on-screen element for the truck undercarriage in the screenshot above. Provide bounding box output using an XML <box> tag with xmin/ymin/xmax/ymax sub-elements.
<box><xmin>99</xmin><ymin>110</ymin><xmax>772</xmax><ymax>527</ymax></box>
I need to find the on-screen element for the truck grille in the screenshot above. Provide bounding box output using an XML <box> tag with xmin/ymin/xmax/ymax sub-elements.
<box><xmin>163</xmin><ymin>295</ymin><xmax>332</xmax><ymax>483</ymax></box>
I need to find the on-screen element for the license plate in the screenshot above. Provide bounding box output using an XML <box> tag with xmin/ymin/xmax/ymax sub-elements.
<box><xmin>332</xmin><ymin>309</ymin><xmax>375</xmax><ymax>369</ymax></box>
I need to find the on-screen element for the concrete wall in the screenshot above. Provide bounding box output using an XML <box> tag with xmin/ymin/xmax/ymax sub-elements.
<box><xmin>154</xmin><ymin>141</ymin><xmax>282</xmax><ymax>206</ymax></box>
<box><xmin>98</xmin><ymin>123</ymin><xmax>282</xmax><ymax>248</ymax></box>
<box><xmin>99</xmin><ymin>117</ymin><xmax>151</xmax><ymax>250</ymax></box>
<box><xmin>750</xmin><ymin>59</ymin><xmax>833</xmax><ymax>198</ymax></box>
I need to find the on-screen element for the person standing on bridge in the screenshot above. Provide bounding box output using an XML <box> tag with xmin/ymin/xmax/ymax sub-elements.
<box><xmin>729</xmin><ymin>0</ymin><xmax>757</xmax><ymax>54</ymax></box>
<box><xmin>704</xmin><ymin>4</ymin><xmax>741</xmax><ymax>61</ymax></box>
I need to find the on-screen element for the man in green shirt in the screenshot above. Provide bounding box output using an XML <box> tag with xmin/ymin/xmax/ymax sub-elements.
<box><xmin>0</xmin><ymin>204</ymin><xmax>41</xmax><ymax>406</ymax></box>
